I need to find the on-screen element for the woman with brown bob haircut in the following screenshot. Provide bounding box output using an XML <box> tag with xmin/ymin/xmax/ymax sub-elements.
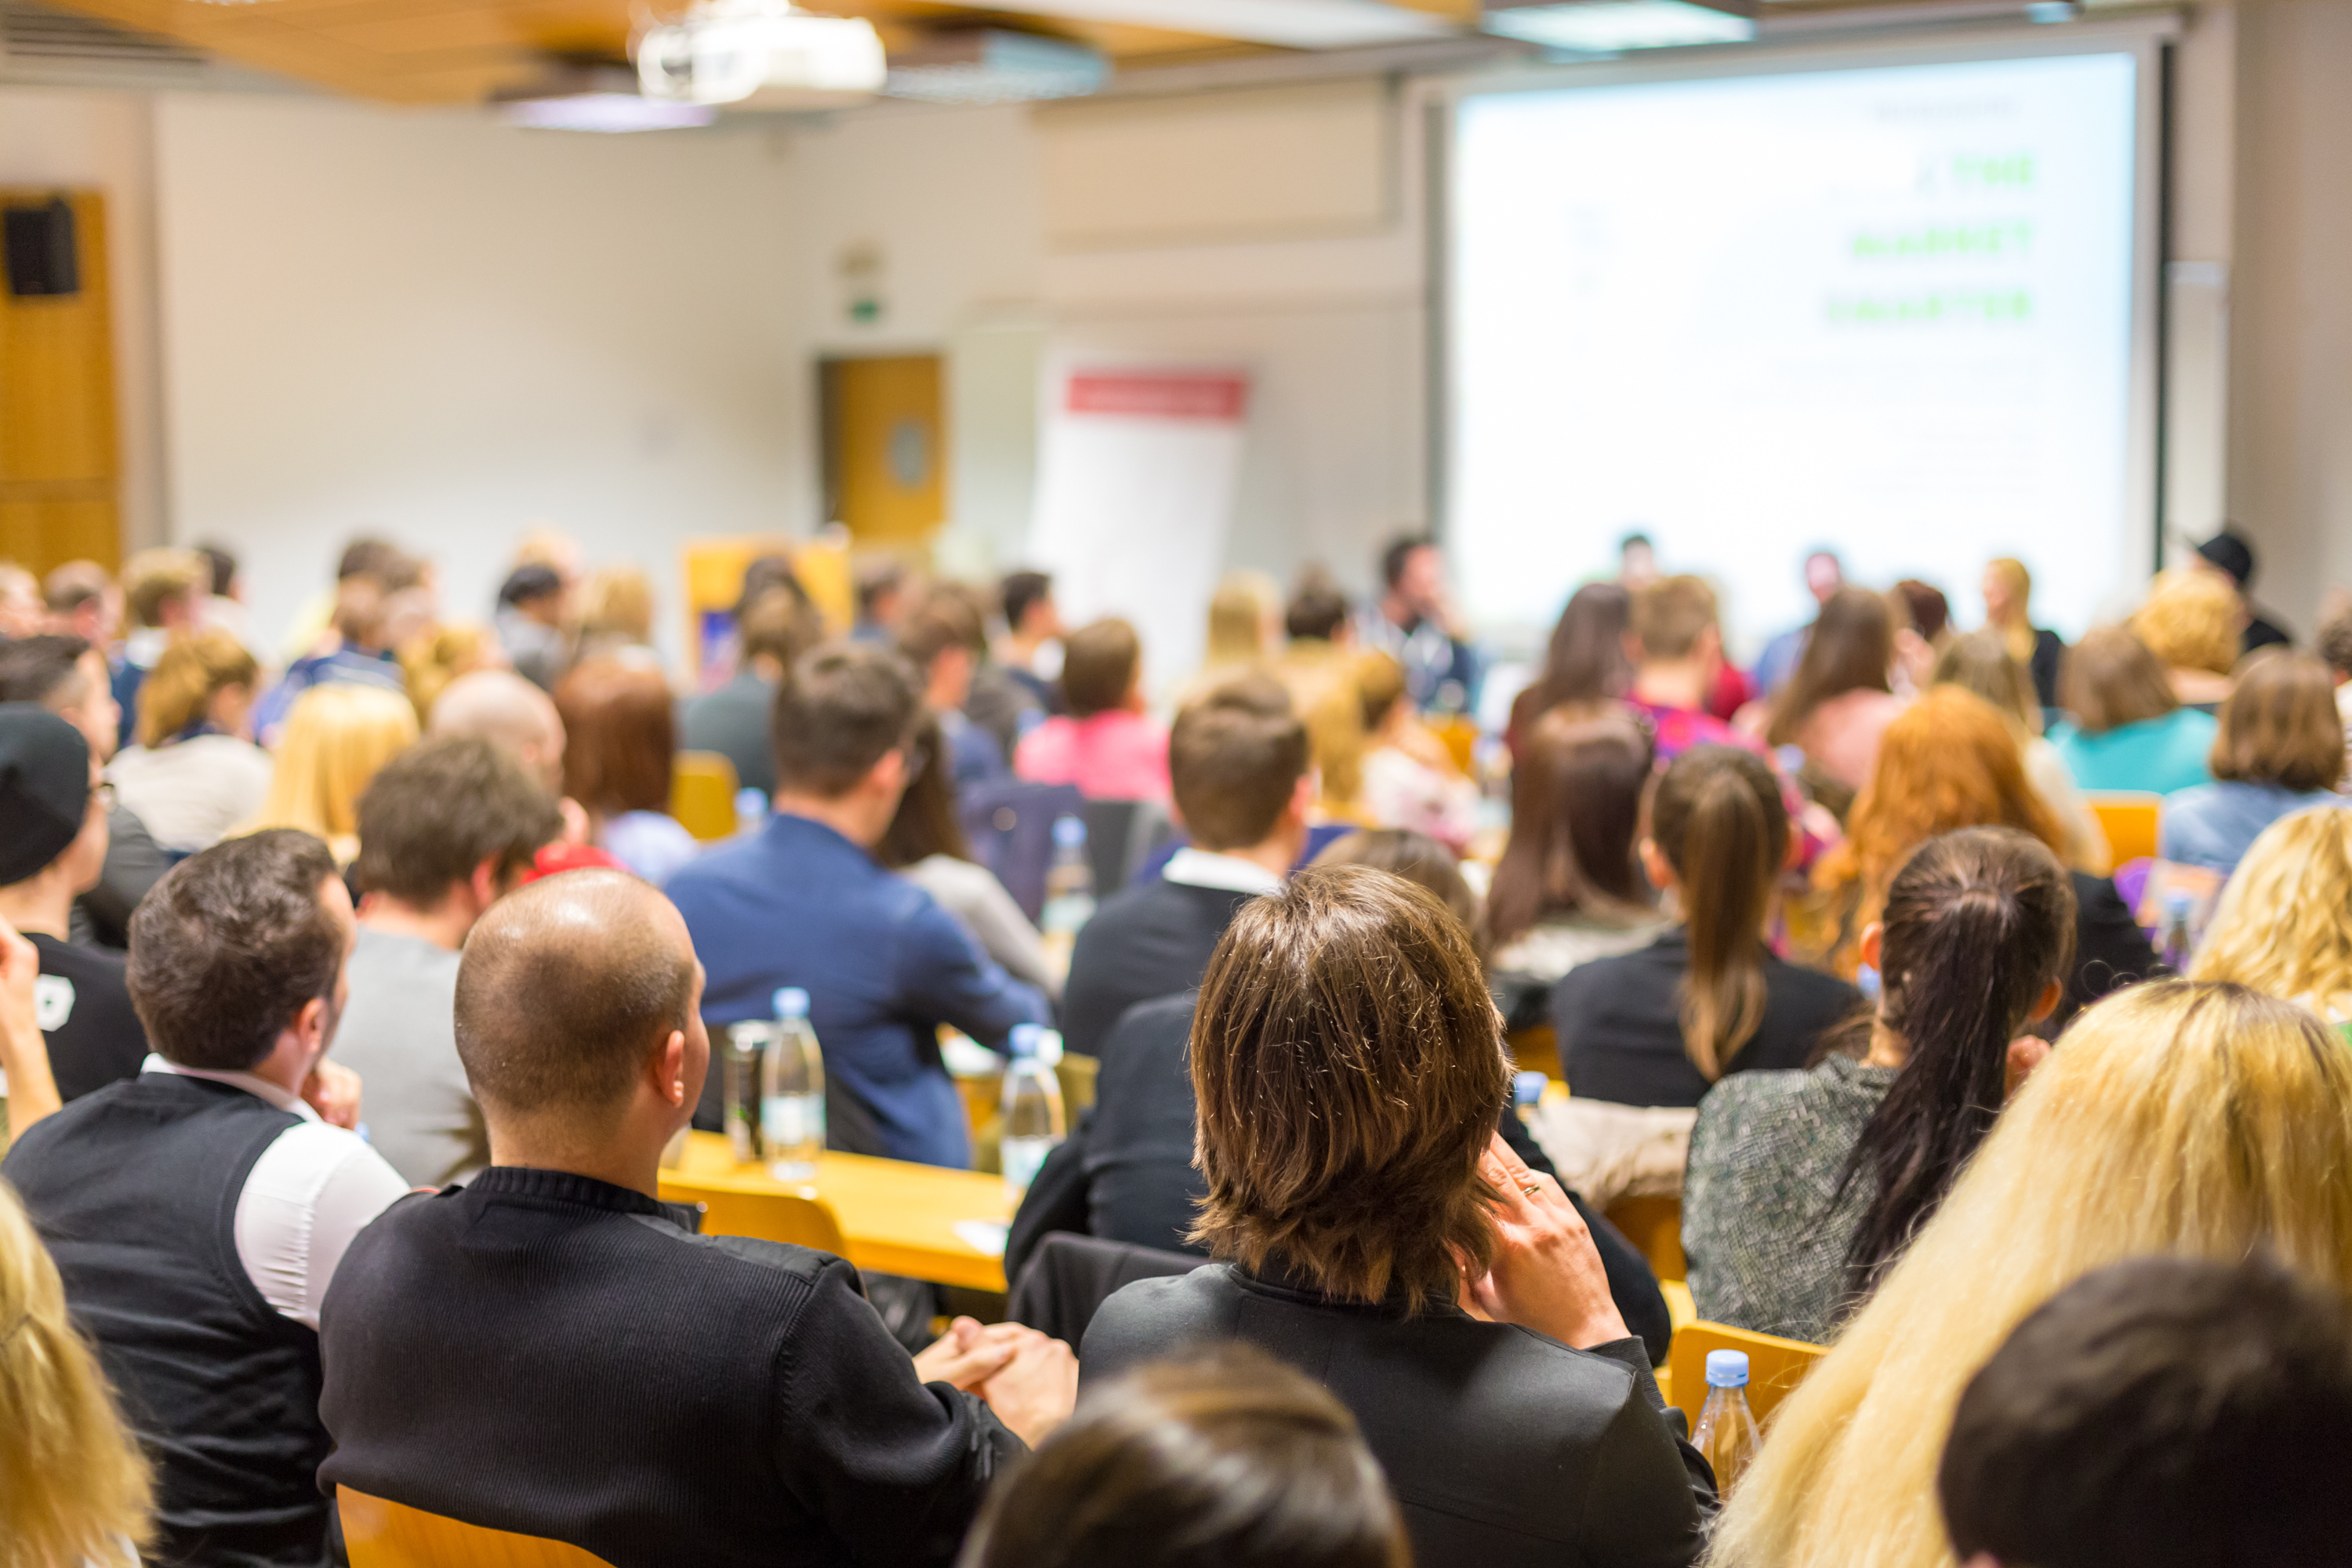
<box><xmin>2158</xmin><ymin>649</ymin><xmax>2347</xmax><ymax>874</ymax></box>
<box><xmin>2049</xmin><ymin>624</ymin><xmax>2220</xmax><ymax>795</ymax></box>
<box><xmin>552</xmin><ymin>657</ymin><xmax>700</xmax><ymax>886</ymax></box>
<box><xmin>1083</xmin><ymin>864</ymin><xmax>1712</xmax><ymax>1568</ymax></box>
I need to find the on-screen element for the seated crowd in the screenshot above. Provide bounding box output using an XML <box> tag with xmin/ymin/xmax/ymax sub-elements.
<box><xmin>0</xmin><ymin>521</ymin><xmax>2348</xmax><ymax>1568</ymax></box>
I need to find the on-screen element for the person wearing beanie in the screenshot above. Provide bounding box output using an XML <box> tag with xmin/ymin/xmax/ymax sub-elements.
<box><xmin>0</xmin><ymin>705</ymin><xmax>148</xmax><ymax>1102</ymax></box>
<box><xmin>2194</xmin><ymin>528</ymin><xmax>2294</xmax><ymax>655</ymax></box>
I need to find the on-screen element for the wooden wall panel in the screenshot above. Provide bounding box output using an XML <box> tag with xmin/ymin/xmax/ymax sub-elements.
<box><xmin>0</xmin><ymin>190</ymin><xmax>121</xmax><ymax>574</ymax></box>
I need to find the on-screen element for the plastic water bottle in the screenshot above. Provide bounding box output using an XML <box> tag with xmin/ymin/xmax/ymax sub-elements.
<box><xmin>2160</xmin><ymin>889</ymin><xmax>2195</xmax><ymax>973</ymax></box>
<box><xmin>1040</xmin><ymin>816</ymin><xmax>1095</xmax><ymax>938</ymax></box>
<box><xmin>1512</xmin><ymin>1070</ymin><xmax>1547</xmax><ymax>1127</ymax></box>
<box><xmin>1692</xmin><ymin>1349</ymin><xmax>1763</xmax><ymax>1495</ymax></box>
<box><xmin>761</xmin><ymin>987</ymin><xmax>826</xmax><ymax>1182</ymax></box>
<box><xmin>735</xmin><ymin>787</ymin><xmax>769</xmax><ymax>838</ymax></box>
<box><xmin>1000</xmin><ymin>1023</ymin><xmax>1066</xmax><ymax>1196</ymax></box>
<box><xmin>722</xmin><ymin>1018</ymin><xmax>771</xmax><ymax>1165</ymax></box>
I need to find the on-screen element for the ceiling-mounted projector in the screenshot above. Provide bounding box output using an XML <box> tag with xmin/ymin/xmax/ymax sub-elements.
<box><xmin>637</xmin><ymin>0</ymin><xmax>887</xmax><ymax>109</ymax></box>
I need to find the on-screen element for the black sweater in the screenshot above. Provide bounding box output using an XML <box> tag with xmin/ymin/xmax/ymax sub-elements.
<box><xmin>1058</xmin><ymin>877</ymin><xmax>1258</xmax><ymax>1061</ymax></box>
<box><xmin>318</xmin><ymin>1167</ymin><xmax>1018</xmax><ymax>1568</ymax></box>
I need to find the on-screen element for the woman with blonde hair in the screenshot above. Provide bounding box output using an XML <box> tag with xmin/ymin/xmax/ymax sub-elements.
<box><xmin>1980</xmin><ymin>557</ymin><xmax>2064</xmax><ymax>709</ymax></box>
<box><xmin>1931</xmin><ymin>630</ymin><xmax>2107</xmax><ymax>871</ymax></box>
<box><xmin>575</xmin><ymin>565</ymin><xmax>659</xmax><ymax>667</ymax></box>
<box><xmin>104</xmin><ymin>629</ymin><xmax>274</xmax><ymax>855</ymax></box>
<box><xmin>1191</xmin><ymin>571</ymin><xmax>1282</xmax><ymax>695</ymax></box>
<box><xmin>0</xmin><ymin>1177</ymin><xmax>153</xmax><ymax>1566</ymax></box>
<box><xmin>2190</xmin><ymin>805</ymin><xmax>2352</xmax><ymax>1025</ymax></box>
<box><xmin>2132</xmin><ymin>568</ymin><xmax>2243</xmax><ymax>710</ymax></box>
<box><xmin>397</xmin><ymin>622</ymin><xmax>504</xmax><ymax>726</ymax></box>
<box><xmin>1705</xmin><ymin>981</ymin><xmax>2352</xmax><ymax>1568</ymax></box>
<box><xmin>240</xmin><ymin>683</ymin><xmax>419</xmax><ymax>864</ymax></box>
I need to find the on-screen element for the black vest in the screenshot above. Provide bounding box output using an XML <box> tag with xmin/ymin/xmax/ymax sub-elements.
<box><xmin>2</xmin><ymin>1072</ymin><xmax>333</xmax><ymax>1568</ymax></box>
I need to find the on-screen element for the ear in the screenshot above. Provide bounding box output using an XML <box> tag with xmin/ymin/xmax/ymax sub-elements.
<box><xmin>1639</xmin><ymin>837</ymin><xmax>1674</xmax><ymax>891</ymax></box>
<box><xmin>655</xmin><ymin>1029</ymin><xmax>688</xmax><ymax>1108</ymax></box>
<box><xmin>869</xmin><ymin>746</ymin><xmax>908</xmax><ymax>799</ymax></box>
<box><xmin>2026</xmin><ymin>975</ymin><xmax>2064</xmax><ymax>1025</ymax></box>
<box><xmin>1857</xmin><ymin>921</ymin><xmax>1883</xmax><ymax>975</ymax></box>
<box><xmin>1287</xmin><ymin>769</ymin><xmax>1319</xmax><ymax>823</ymax></box>
<box><xmin>468</xmin><ymin>857</ymin><xmax>503</xmax><ymax>914</ymax></box>
<box><xmin>292</xmin><ymin>995</ymin><xmax>331</xmax><ymax>1058</ymax></box>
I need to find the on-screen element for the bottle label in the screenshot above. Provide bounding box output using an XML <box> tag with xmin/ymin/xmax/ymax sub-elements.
<box><xmin>1003</xmin><ymin>1134</ymin><xmax>1062</xmax><ymax>1192</ymax></box>
<box><xmin>762</xmin><ymin>1093</ymin><xmax>826</xmax><ymax>1152</ymax></box>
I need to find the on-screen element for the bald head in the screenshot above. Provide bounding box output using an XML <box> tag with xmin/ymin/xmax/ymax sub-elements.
<box><xmin>455</xmin><ymin>871</ymin><xmax>698</xmax><ymax>1124</ymax></box>
<box><xmin>430</xmin><ymin>669</ymin><xmax>567</xmax><ymax>794</ymax></box>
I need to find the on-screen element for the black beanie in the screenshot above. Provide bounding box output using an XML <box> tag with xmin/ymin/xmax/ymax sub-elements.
<box><xmin>0</xmin><ymin>702</ymin><xmax>92</xmax><ymax>887</ymax></box>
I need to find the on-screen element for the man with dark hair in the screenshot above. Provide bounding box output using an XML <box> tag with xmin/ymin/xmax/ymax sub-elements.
<box><xmin>495</xmin><ymin>561</ymin><xmax>572</xmax><ymax>691</ymax></box>
<box><xmin>1939</xmin><ymin>1254</ymin><xmax>2352</xmax><ymax>1568</ymax></box>
<box><xmin>2194</xmin><ymin>526</ymin><xmax>2293</xmax><ymax>654</ymax></box>
<box><xmin>898</xmin><ymin>592</ymin><xmax>1009</xmax><ymax>788</ymax></box>
<box><xmin>996</xmin><ymin>568</ymin><xmax>1064</xmax><ymax>715</ymax></box>
<box><xmin>318</xmin><ymin>871</ymin><xmax>1075</xmax><ymax>1566</ymax></box>
<box><xmin>1057</xmin><ymin>677</ymin><xmax>1312</xmax><ymax>1059</ymax></box>
<box><xmin>331</xmin><ymin>738</ymin><xmax>564</xmax><ymax>1187</ymax></box>
<box><xmin>0</xmin><ymin>704</ymin><xmax>147</xmax><ymax>1100</ymax></box>
<box><xmin>2</xmin><ymin>829</ymin><xmax>407</xmax><ymax>1568</ymax></box>
<box><xmin>42</xmin><ymin>557</ymin><xmax>118</xmax><ymax>646</ymax></box>
<box><xmin>1356</xmin><ymin>533</ymin><xmax>1481</xmax><ymax>716</ymax></box>
<box><xmin>666</xmin><ymin>642</ymin><xmax>1049</xmax><ymax>1167</ymax></box>
<box><xmin>0</xmin><ymin>632</ymin><xmax>169</xmax><ymax>949</ymax></box>
<box><xmin>851</xmin><ymin>557</ymin><xmax>911</xmax><ymax>644</ymax></box>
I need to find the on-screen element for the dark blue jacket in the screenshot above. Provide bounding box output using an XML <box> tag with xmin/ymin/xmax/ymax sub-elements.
<box><xmin>666</xmin><ymin>812</ymin><xmax>1050</xmax><ymax>1167</ymax></box>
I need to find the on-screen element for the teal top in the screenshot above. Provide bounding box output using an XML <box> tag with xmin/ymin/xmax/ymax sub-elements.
<box><xmin>2049</xmin><ymin>709</ymin><xmax>2219</xmax><ymax>797</ymax></box>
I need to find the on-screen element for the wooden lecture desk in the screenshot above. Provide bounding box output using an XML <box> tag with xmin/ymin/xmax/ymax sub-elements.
<box><xmin>662</xmin><ymin>1131</ymin><xmax>1015</xmax><ymax>1294</ymax></box>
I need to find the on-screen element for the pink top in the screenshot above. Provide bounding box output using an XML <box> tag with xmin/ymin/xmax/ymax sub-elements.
<box><xmin>1014</xmin><ymin>711</ymin><xmax>1171</xmax><ymax>801</ymax></box>
<box><xmin>1798</xmin><ymin>690</ymin><xmax>1909</xmax><ymax>793</ymax></box>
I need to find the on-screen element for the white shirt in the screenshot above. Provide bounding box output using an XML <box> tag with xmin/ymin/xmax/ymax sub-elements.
<box><xmin>139</xmin><ymin>1056</ymin><xmax>412</xmax><ymax>1330</ymax></box>
<box><xmin>1161</xmin><ymin>848</ymin><xmax>1287</xmax><ymax>896</ymax></box>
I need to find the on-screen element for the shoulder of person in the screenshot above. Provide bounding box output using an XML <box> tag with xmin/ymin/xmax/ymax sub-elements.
<box><xmin>1080</xmin><ymin>1264</ymin><xmax>1233</xmax><ymax>1367</ymax></box>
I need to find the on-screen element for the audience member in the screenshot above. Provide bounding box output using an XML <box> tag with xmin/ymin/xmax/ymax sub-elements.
<box><xmin>899</xmin><ymin>592</ymin><xmax>1010</xmax><ymax>789</ymax></box>
<box><xmin>318</xmin><ymin>869</ymin><xmax>1076</xmax><ymax>1566</ymax></box>
<box><xmin>960</xmin><ymin>1346</ymin><xmax>1408</xmax><ymax>1568</ymax></box>
<box><xmin>0</xmin><ymin>706</ymin><xmax>147</xmax><ymax>1101</ymax></box>
<box><xmin>243</xmin><ymin>682</ymin><xmax>420</xmax><ymax>865</ymax></box>
<box><xmin>1762</xmin><ymin>586</ymin><xmax>1905</xmax><ymax>798</ymax></box>
<box><xmin>111</xmin><ymin>547</ymin><xmax>207</xmax><ymax>749</ymax></box>
<box><xmin>194</xmin><ymin>539</ymin><xmax>256</xmax><ymax>654</ymax></box>
<box><xmin>1980</xmin><ymin>557</ymin><xmax>2064</xmax><ymax>710</ymax></box>
<box><xmin>494</xmin><ymin>562</ymin><xmax>572</xmax><ymax>691</ymax></box>
<box><xmin>1085</xmin><ymin>866</ymin><xmax>1711</xmax><ymax>1567</ymax></box>
<box><xmin>1627</xmin><ymin>576</ymin><xmax>1782</xmax><ymax>772</ymax></box>
<box><xmin>2191</xmin><ymin>526</ymin><xmax>2292</xmax><ymax>653</ymax></box>
<box><xmin>430</xmin><ymin>667</ymin><xmax>566</xmax><ymax>793</ymax></box>
<box><xmin>1938</xmin><ymin>1255</ymin><xmax>2352</xmax><ymax>1568</ymax></box>
<box><xmin>1355</xmin><ymin>650</ymin><xmax>1479</xmax><ymax>848</ymax></box>
<box><xmin>931</xmin><ymin>579</ymin><xmax>1040</xmax><ymax>762</ymax></box>
<box><xmin>2190</xmin><ymin>805</ymin><xmax>2352</xmax><ymax>1027</ymax></box>
<box><xmin>553</xmin><ymin>659</ymin><xmax>699</xmax><ymax>885</ymax></box>
<box><xmin>256</xmin><ymin>554</ymin><xmax>414</xmax><ymax>746</ymax></box>
<box><xmin>2325</xmin><ymin>598</ymin><xmax>2352</xmax><ymax>756</ymax></box>
<box><xmin>1191</xmin><ymin>569</ymin><xmax>1282</xmax><ymax>699</ymax></box>
<box><xmin>0</xmin><ymin>560</ymin><xmax>41</xmax><ymax>637</ymax></box>
<box><xmin>1890</xmin><ymin>577</ymin><xmax>1951</xmax><ymax>649</ymax></box>
<box><xmin>667</xmin><ymin>643</ymin><xmax>1049</xmax><ymax>1166</ymax></box>
<box><xmin>681</xmin><ymin>583</ymin><xmax>818</xmax><ymax>797</ymax></box>
<box><xmin>1505</xmin><ymin>580</ymin><xmax>1632</xmax><ymax>753</ymax></box>
<box><xmin>2131</xmin><ymin>568</ymin><xmax>2242</xmax><ymax>710</ymax></box>
<box><xmin>0</xmin><ymin>633</ymin><xmax>169</xmax><ymax>948</ymax></box>
<box><xmin>852</xmin><ymin>557</ymin><xmax>912</xmax><ymax>644</ymax></box>
<box><xmin>1058</xmin><ymin>678</ymin><xmax>1308</xmax><ymax>1059</ymax></box>
<box><xmin>2</xmin><ymin>831</ymin><xmax>409</xmax><ymax>1567</ymax></box>
<box><xmin>878</xmin><ymin>714</ymin><xmax>1059</xmax><ymax>1000</ymax></box>
<box><xmin>1356</xmin><ymin>535</ymin><xmax>1481</xmax><ymax>715</ymax></box>
<box><xmin>0</xmin><ymin>1178</ymin><xmax>153</xmax><ymax>1567</ymax></box>
<box><xmin>1014</xmin><ymin>618</ymin><xmax>1170</xmax><ymax>801</ymax></box>
<box><xmin>1273</xmin><ymin>578</ymin><xmax>1370</xmax><ymax>815</ymax></box>
<box><xmin>1555</xmin><ymin>746</ymin><xmax>1860</xmax><ymax>1109</ymax></box>
<box><xmin>1932</xmin><ymin>631</ymin><xmax>2107</xmax><ymax>872</ymax></box>
<box><xmin>1487</xmin><ymin>710</ymin><xmax>1668</xmax><ymax>1006</ymax></box>
<box><xmin>2160</xmin><ymin>649</ymin><xmax>2345</xmax><ymax>874</ymax></box>
<box><xmin>105</xmin><ymin>627</ymin><xmax>273</xmax><ymax>854</ymax></box>
<box><xmin>995</xmin><ymin>568</ymin><xmax>1064</xmax><ymax>714</ymax></box>
<box><xmin>0</xmin><ymin>910</ymin><xmax>64</xmax><ymax>1136</ymax></box>
<box><xmin>574</xmin><ymin>564</ymin><xmax>658</xmax><ymax>666</ymax></box>
<box><xmin>396</xmin><ymin>621</ymin><xmax>504</xmax><ymax>726</ymax></box>
<box><xmin>334</xmin><ymin>739</ymin><xmax>563</xmax><ymax>1187</ymax></box>
<box><xmin>278</xmin><ymin>537</ymin><xmax>403</xmax><ymax>664</ymax></box>
<box><xmin>1683</xmin><ymin>828</ymin><xmax>2072</xmax><ymax>1342</ymax></box>
<box><xmin>2047</xmin><ymin>623</ymin><xmax>2218</xmax><ymax>793</ymax></box>
<box><xmin>1808</xmin><ymin>687</ymin><xmax>2156</xmax><ymax>1025</ymax></box>
<box><xmin>1751</xmin><ymin>549</ymin><xmax>1844</xmax><ymax>699</ymax></box>
<box><xmin>42</xmin><ymin>559</ymin><xmax>119</xmax><ymax>649</ymax></box>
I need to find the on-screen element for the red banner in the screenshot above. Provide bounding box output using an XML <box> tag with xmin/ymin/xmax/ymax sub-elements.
<box><xmin>1065</xmin><ymin>371</ymin><xmax>1249</xmax><ymax>421</ymax></box>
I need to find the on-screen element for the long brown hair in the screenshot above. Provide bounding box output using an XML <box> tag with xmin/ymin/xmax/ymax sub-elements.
<box><xmin>1486</xmin><ymin>710</ymin><xmax>1655</xmax><ymax>951</ymax></box>
<box><xmin>1650</xmin><ymin>745</ymin><xmax>1788</xmax><ymax>1080</ymax></box>
<box><xmin>1766</xmin><ymin>587</ymin><xmax>1894</xmax><ymax>746</ymax></box>
<box><xmin>875</xmin><ymin>714</ymin><xmax>972</xmax><ymax>869</ymax></box>
<box><xmin>1508</xmin><ymin>582</ymin><xmax>1632</xmax><ymax>739</ymax></box>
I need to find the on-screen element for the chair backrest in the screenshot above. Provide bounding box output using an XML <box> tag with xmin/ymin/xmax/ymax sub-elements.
<box><xmin>1004</xmin><ymin>1231</ymin><xmax>1202</xmax><ymax>1348</ymax></box>
<box><xmin>1667</xmin><ymin>1321</ymin><xmax>1828</xmax><ymax>1429</ymax></box>
<box><xmin>341</xmin><ymin>1488</ymin><xmax>615</xmax><ymax>1568</ymax></box>
<box><xmin>2085</xmin><ymin>791</ymin><xmax>2162</xmax><ymax>867</ymax></box>
<box><xmin>1605</xmin><ymin>1193</ymin><xmax>1686</xmax><ymax>1283</ymax></box>
<box><xmin>656</xmin><ymin>1174</ymin><xmax>849</xmax><ymax>1255</ymax></box>
<box><xmin>672</xmin><ymin>750</ymin><xmax>742</xmax><ymax>843</ymax></box>
<box><xmin>959</xmin><ymin>778</ymin><xmax>1087</xmax><ymax>920</ymax></box>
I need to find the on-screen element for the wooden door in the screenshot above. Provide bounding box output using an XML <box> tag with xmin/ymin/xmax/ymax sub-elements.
<box><xmin>819</xmin><ymin>354</ymin><xmax>945</xmax><ymax>550</ymax></box>
<box><xmin>0</xmin><ymin>189</ymin><xmax>119</xmax><ymax>574</ymax></box>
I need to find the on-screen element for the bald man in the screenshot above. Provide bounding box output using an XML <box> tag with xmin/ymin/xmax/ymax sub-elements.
<box><xmin>427</xmin><ymin>668</ymin><xmax>566</xmax><ymax>793</ymax></box>
<box><xmin>317</xmin><ymin>873</ymin><xmax>1074</xmax><ymax>1567</ymax></box>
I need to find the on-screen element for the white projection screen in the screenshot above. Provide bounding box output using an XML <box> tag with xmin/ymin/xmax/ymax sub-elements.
<box><xmin>1444</xmin><ymin>34</ymin><xmax>2163</xmax><ymax>652</ymax></box>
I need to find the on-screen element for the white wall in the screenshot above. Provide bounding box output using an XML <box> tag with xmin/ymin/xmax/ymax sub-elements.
<box><xmin>150</xmin><ymin>94</ymin><xmax>802</xmax><ymax>658</ymax></box>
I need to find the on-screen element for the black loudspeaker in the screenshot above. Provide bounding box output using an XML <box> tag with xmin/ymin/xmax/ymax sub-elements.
<box><xmin>4</xmin><ymin>199</ymin><xmax>80</xmax><ymax>298</ymax></box>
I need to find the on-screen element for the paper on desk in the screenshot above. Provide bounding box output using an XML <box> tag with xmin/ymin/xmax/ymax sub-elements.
<box><xmin>954</xmin><ymin>1220</ymin><xmax>1009</xmax><ymax>1258</ymax></box>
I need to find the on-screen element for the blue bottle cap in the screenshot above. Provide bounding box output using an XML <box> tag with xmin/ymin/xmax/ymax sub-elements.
<box><xmin>735</xmin><ymin>787</ymin><xmax>768</xmax><ymax>816</ymax></box>
<box><xmin>1052</xmin><ymin>815</ymin><xmax>1087</xmax><ymax>847</ymax></box>
<box><xmin>774</xmin><ymin>987</ymin><xmax>810</xmax><ymax>1018</ymax></box>
<box><xmin>1512</xmin><ymin>1070</ymin><xmax>1547</xmax><ymax>1108</ymax></box>
<box><xmin>1010</xmin><ymin>1023</ymin><xmax>1045</xmax><ymax>1058</ymax></box>
<box><xmin>1705</xmin><ymin>1349</ymin><xmax>1750</xmax><ymax>1388</ymax></box>
<box><xmin>2165</xmin><ymin>889</ymin><xmax>2194</xmax><ymax>917</ymax></box>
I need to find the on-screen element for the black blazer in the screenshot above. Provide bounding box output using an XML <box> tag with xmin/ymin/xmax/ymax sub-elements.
<box><xmin>1059</xmin><ymin>877</ymin><xmax>1258</xmax><ymax>1060</ymax></box>
<box><xmin>1085</xmin><ymin>1262</ymin><xmax>1713</xmax><ymax>1568</ymax></box>
<box><xmin>1553</xmin><ymin>930</ymin><xmax>1864</xmax><ymax>1109</ymax></box>
<box><xmin>2060</xmin><ymin>870</ymin><xmax>2162</xmax><ymax>1027</ymax></box>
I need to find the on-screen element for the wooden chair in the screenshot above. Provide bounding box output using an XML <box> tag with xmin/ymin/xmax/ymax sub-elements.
<box><xmin>1606</xmin><ymin>1193</ymin><xmax>1686</xmax><ymax>1283</ymax></box>
<box><xmin>1666</xmin><ymin>1321</ymin><xmax>1828</xmax><ymax>1429</ymax></box>
<box><xmin>657</xmin><ymin>1173</ymin><xmax>848</xmax><ymax>1254</ymax></box>
<box><xmin>1506</xmin><ymin>1022</ymin><xmax>1561</xmax><ymax>1082</ymax></box>
<box><xmin>2085</xmin><ymin>791</ymin><xmax>2162</xmax><ymax>867</ymax></box>
<box><xmin>341</xmin><ymin>1488</ymin><xmax>615</xmax><ymax>1568</ymax></box>
<box><xmin>671</xmin><ymin>750</ymin><xmax>742</xmax><ymax>843</ymax></box>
